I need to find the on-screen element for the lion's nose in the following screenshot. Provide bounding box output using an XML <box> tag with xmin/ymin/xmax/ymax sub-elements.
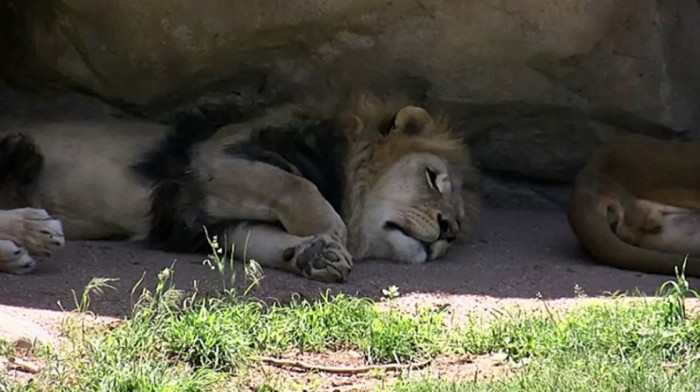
<box><xmin>437</xmin><ymin>213</ymin><xmax>458</xmax><ymax>242</ymax></box>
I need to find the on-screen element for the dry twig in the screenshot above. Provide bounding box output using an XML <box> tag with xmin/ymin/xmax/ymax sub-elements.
<box><xmin>260</xmin><ymin>356</ymin><xmax>432</xmax><ymax>374</ymax></box>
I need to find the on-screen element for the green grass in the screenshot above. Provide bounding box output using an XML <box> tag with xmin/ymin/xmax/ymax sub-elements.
<box><xmin>0</xmin><ymin>265</ymin><xmax>450</xmax><ymax>391</ymax></box>
<box><xmin>2</xmin><ymin>254</ymin><xmax>700</xmax><ymax>391</ymax></box>
<box><xmin>0</xmin><ymin>339</ymin><xmax>15</xmax><ymax>357</ymax></box>
<box><xmin>394</xmin><ymin>301</ymin><xmax>700</xmax><ymax>392</ymax></box>
<box><xmin>393</xmin><ymin>265</ymin><xmax>700</xmax><ymax>392</ymax></box>
<box><xmin>129</xmin><ymin>287</ymin><xmax>447</xmax><ymax>371</ymax></box>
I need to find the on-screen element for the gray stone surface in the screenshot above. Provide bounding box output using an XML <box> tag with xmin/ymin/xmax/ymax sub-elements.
<box><xmin>3</xmin><ymin>0</ymin><xmax>700</xmax><ymax>128</ymax></box>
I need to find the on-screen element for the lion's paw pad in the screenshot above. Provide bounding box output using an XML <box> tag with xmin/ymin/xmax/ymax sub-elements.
<box><xmin>283</xmin><ymin>234</ymin><xmax>353</xmax><ymax>282</ymax></box>
<box><xmin>0</xmin><ymin>240</ymin><xmax>35</xmax><ymax>275</ymax></box>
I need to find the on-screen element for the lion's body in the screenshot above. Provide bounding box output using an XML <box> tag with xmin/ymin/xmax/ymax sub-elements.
<box><xmin>0</xmin><ymin>119</ymin><xmax>163</xmax><ymax>239</ymax></box>
<box><xmin>0</xmin><ymin>96</ymin><xmax>479</xmax><ymax>280</ymax></box>
<box><xmin>568</xmin><ymin>137</ymin><xmax>700</xmax><ymax>277</ymax></box>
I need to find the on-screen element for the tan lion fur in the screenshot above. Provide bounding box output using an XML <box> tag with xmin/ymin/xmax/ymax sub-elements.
<box><xmin>568</xmin><ymin>135</ymin><xmax>700</xmax><ymax>277</ymax></box>
<box><xmin>339</xmin><ymin>94</ymin><xmax>477</xmax><ymax>258</ymax></box>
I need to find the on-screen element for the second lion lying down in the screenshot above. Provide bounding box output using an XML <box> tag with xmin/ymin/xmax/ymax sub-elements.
<box><xmin>568</xmin><ymin>136</ymin><xmax>700</xmax><ymax>277</ymax></box>
<box><xmin>0</xmin><ymin>95</ymin><xmax>479</xmax><ymax>281</ymax></box>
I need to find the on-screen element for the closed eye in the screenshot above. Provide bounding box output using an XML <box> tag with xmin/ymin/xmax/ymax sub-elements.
<box><xmin>425</xmin><ymin>167</ymin><xmax>439</xmax><ymax>191</ymax></box>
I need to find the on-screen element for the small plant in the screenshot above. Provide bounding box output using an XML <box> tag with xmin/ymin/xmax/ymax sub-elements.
<box><xmin>657</xmin><ymin>257</ymin><xmax>700</xmax><ymax>326</ymax></box>
<box><xmin>573</xmin><ymin>283</ymin><xmax>587</xmax><ymax>298</ymax></box>
<box><xmin>201</xmin><ymin>226</ymin><xmax>264</xmax><ymax>297</ymax></box>
<box><xmin>67</xmin><ymin>277</ymin><xmax>119</xmax><ymax>314</ymax></box>
<box><xmin>382</xmin><ymin>285</ymin><xmax>401</xmax><ymax>300</ymax></box>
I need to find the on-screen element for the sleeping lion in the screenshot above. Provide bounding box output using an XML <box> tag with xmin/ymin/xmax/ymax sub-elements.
<box><xmin>568</xmin><ymin>136</ymin><xmax>700</xmax><ymax>277</ymax></box>
<box><xmin>0</xmin><ymin>95</ymin><xmax>479</xmax><ymax>282</ymax></box>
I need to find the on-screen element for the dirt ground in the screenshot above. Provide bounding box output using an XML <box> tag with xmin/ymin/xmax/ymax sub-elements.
<box><xmin>2</xmin><ymin>206</ymin><xmax>699</xmax><ymax>387</ymax></box>
<box><xmin>2</xmin><ymin>207</ymin><xmax>696</xmax><ymax>319</ymax></box>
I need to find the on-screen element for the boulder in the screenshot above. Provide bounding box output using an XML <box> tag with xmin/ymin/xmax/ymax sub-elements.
<box><xmin>2</xmin><ymin>0</ymin><xmax>699</xmax><ymax>127</ymax></box>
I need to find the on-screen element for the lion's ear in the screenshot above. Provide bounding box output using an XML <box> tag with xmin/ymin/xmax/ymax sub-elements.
<box><xmin>386</xmin><ymin>106</ymin><xmax>436</xmax><ymax>136</ymax></box>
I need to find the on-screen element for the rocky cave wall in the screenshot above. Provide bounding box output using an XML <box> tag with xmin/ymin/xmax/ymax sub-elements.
<box><xmin>1</xmin><ymin>0</ymin><xmax>699</xmax><ymax>209</ymax></box>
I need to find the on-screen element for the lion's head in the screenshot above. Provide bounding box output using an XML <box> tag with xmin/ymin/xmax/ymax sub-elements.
<box><xmin>342</xmin><ymin>96</ymin><xmax>480</xmax><ymax>264</ymax></box>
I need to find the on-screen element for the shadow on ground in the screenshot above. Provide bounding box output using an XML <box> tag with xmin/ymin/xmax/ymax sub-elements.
<box><xmin>1</xmin><ymin>208</ymin><xmax>696</xmax><ymax>317</ymax></box>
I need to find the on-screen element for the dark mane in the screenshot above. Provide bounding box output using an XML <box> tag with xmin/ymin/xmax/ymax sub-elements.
<box><xmin>131</xmin><ymin>111</ymin><xmax>348</xmax><ymax>251</ymax></box>
<box><xmin>131</xmin><ymin>114</ymin><xmax>226</xmax><ymax>250</ymax></box>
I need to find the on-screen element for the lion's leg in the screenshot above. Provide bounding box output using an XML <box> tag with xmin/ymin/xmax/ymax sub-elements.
<box><xmin>220</xmin><ymin>223</ymin><xmax>352</xmax><ymax>282</ymax></box>
<box><xmin>200</xmin><ymin>157</ymin><xmax>347</xmax><ymax>242</ymax></box>
<box><xmin>193</xmin><ymin>157</ymin><xmax>352</xmax><ymax>281</ymax></box>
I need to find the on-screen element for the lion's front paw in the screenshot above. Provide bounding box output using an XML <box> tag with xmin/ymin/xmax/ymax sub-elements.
<box><xmin>0</xmin><ymin>208</ymin><xmax>65</xmax><ymax>256</ymax></box>
<box><xmin>0</xmin><ymin>240</ymin><xmax>36</xmax><ymax>275</ymax></box>
<box><xmin>282</xmin><ymin>234</ymin><xmax>353</xmax><ymax>282</ymax></box>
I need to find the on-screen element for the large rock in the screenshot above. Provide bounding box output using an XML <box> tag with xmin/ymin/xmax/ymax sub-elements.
<box><xmin>2</xmin><ymin>0</ymin><xmax>700</xmax><ymax>207</ymax></box>
<box><xmin>2</xmin><ymin>0</ymin><xmax>700</xmax><ymax>127</ymax></box>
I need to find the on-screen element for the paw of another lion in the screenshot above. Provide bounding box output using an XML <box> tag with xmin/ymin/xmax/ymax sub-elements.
<box><xmin>0</xmin><ymin>240</ymin><xmax>35</xmax><ymax>275</ymax></box>
<box><xmin>0</xmin><ymin>208</ymin><xmax>65</xmax><ymax>257</ymax></box>
<box><xmin>283</xmin><ymin>234</ymin><xmax>353</xmax><ymax>282</ymax></box>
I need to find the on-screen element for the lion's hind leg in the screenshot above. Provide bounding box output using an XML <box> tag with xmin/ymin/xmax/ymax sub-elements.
<box><xmin>222</xmin><ymin>223</ymin><xmax>352</xmax><ymax>282</ymax></box>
